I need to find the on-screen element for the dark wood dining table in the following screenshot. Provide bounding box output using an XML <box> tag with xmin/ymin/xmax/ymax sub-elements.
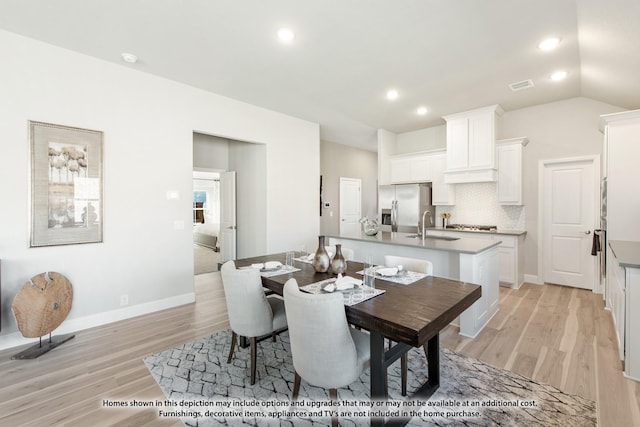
<box><xmin>234</xmin><ymin>253</ymin><xmax>481</xmax><ymax>427</ymax></box>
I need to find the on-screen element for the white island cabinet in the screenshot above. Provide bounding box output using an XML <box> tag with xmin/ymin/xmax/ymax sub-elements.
<box><xmin>327</xmin><ymin>232</ymin><xmax>499</xmax><ymax>338</ymax></box>
<box><xmin>608</xmin><ymin>240</ymin><xmax>640</xmax><ymax>382</ymax></box>
<box><xmin>427</xmin><ymin>228</ymin><xmax>526</xmax><ymax>289</ymax></box>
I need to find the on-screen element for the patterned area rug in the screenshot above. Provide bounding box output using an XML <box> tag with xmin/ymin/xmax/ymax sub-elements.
<box><xmin>143</xmin><ymin>330</ymin><xmax>596</xmax><ymax>426</ymax></box>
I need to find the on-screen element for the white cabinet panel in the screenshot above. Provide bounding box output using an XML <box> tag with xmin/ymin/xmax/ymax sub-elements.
<box><xmin>444</xmin><ymin>104</ymin><xmax>503</xmax><ymax>183</ymax></box>
<box><xmin>497</xmin><ymin>137</ymin><xmax>528</xmax><ymax>205</ymax></box>
<box><xmin>389</xmin><ymin>154</ymin><xmax>433</xmax><ymax>184</ymax></box>
<box><xmin>430</xmin><ymin>152</ymin><xmax>455</xmax><ymax>205</ymax></box>
<box><xmin>390</xmin><ymin>157</ymin><xmax>412</xmax><ymax>183</ymax></box>
<box><xmin>445</xmin><ymin>118</ymin><xmax>469</xmax><ymax>171</ymax></box>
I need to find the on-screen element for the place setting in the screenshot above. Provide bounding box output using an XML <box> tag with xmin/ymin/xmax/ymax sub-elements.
<box><xmin>242</xmin><ymin>253</ymin><xmax>301</xmax><ymax>277</ymax></box>
<box><xmin>356</xmin><ymin>264</ymin><xmax>429</xmax><ymax>285</ymax></box>
<box><xmin>299</xmin><ymin>273</ymin><xmax>385</xmax><ymax>306</ymax></box>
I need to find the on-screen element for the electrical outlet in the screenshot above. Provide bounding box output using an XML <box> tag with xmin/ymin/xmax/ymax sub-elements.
<box><xmin>120</xmin><ymin>294</ymin><xmax>129</xmax><ymax>306</ymax></box>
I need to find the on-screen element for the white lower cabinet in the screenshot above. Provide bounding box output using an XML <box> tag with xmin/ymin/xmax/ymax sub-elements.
<box><xmin>427</xmin><ymin>230</ymin><xmax>524</xmax><ymax>288</ymax></box>
<box><xmin>607</xmin><ymin>244</ymin><xmax>640</xmax><ymax>381</ymax></box>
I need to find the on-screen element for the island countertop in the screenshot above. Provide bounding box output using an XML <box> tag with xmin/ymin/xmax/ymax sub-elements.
<box><xmin>609</xmin><ymin>240</ymin><xmax>640</xmax><ymax>269</ymax></box>
<box><xmin>326</xmin><ymin>231</ymin><xmax>501</xmax><ymax>254</ymax></box>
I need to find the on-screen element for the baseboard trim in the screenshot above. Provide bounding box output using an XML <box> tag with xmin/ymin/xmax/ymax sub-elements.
<box><xmin>524</xmin><ymin>274</ymin><xmax>543</xmax><ymax>285</ymax></box>
<box><xmin>0</xmin><ymin>292</ymin><xmax>195</xmax><ymax>351</ymax></box>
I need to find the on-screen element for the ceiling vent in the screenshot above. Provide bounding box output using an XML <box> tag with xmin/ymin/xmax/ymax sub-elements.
<box><xmin>509</xmin><ymin>79</ymin><xmax>534</xmax><ymax>92</ymax></box>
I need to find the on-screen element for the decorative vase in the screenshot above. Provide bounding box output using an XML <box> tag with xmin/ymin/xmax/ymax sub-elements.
<box><xmin>329</xmin><ymin>244</ymin><xmax>347</xmax><ymax>274</ymax></box>
<box><xmin>362</xmin><ymin>218</ymin><xmax>380</xmax><ymax>236</ymax></box>
<box><xmin>312</xmin><ymin>236</ymin><xmax>330</xmax><ymax>273</ymax></box>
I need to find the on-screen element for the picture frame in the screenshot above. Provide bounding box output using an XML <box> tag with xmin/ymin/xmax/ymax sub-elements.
<box><xmin>29</xmin><ymin>121</ymin><xmax>103</xmax><ymax>247</ymax></box>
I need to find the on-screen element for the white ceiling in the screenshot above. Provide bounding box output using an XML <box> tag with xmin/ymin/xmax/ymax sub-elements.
<box><xmin>1</xmin><ymin>0</ymin><xmax>639</xmax><ymax>151</ymax></box>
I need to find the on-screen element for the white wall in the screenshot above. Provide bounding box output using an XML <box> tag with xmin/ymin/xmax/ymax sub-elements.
<box><xmin>0</xmin><ymin>29</ymin><xmax>319</xmax><ymax>347</ymax></box>
<box><xmin>320</xmin><ymin>141</ymin><xmax>378</xmax><ymax>237</ymax></box>
<box><xmin>193</xmin><ymin>133</ymin><xmax>229</xmax><ymax>171</ymax></box>
<box><xmin>396</xmin><ymin>125</ymin><xmax>446</xmax><ymax>153</ymax></box>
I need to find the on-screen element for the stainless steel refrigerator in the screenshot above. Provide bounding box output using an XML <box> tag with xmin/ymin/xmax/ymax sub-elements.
<box><xmin>378</xmin><ymin>183</ymin><xmax>434</xmax><ymax>233</ymax></box>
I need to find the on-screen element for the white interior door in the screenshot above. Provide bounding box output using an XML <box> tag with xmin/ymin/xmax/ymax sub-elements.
<box><xmin>220</xmin><ymin>171</ymin><xmax>237</xmax><ymax>262</ymax></box>
<box><xmin>339</xmin><ymin>177</ymin><xmax>361</xmax><ymax>236</ymax></box>
<box><xmin>542</xmin><ymin>158</ymin><xmax>597</xmax><ymax>289</ymax></box>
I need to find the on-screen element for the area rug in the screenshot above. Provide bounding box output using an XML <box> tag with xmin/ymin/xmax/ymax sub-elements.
<box><xmin>194</xmin><ymin>244</ymin><xmax>219</xmax><ymax>275</ymax></box>
<box><xmin>143</xmin><ymin>330</ymin><xmax>596</xmax><ymax>426</ymax></box>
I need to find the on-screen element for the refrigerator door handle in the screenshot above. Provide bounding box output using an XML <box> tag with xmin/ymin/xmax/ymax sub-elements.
<box><xmin>391</xmin><ymin>200</ymin><xmax>398</xmax><ymax>232</ymax></box>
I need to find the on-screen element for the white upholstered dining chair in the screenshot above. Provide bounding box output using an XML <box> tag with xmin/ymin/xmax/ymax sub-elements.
<box><xmin>383</xmin><ymin>255</ymin><xmax>433</xmax><ymax>396</ymax></box>
<box><xmin>383</xmin><ymin>255</ymin><xmax>433</xmax><ymax>276</ymax></box>
<box><xmin>325</xmin><ymin>246</ymin><xmax>355</xmax><ymax>261</ymax></box>
<box><xmin>220</xmin><ymin>260</ymin><xmax>288</xmax><ymax>385</ymax></box>
<box><xmin>283</xmin><ymin>278</ymin><xmax>371</xmax><ymax>427</ymax></box>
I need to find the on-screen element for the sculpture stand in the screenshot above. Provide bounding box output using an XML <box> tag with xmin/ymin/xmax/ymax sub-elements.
<box><xmin>11</xmin><ymin>332</ymin><xmax>75</xmax><ymax>360</ymax></box>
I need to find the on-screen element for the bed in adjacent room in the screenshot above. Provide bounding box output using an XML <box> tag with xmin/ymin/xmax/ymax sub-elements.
<box><xmin>193</xmin><ymin>223</ymin><xmax>219</xmax><ymax>250</ymax></box>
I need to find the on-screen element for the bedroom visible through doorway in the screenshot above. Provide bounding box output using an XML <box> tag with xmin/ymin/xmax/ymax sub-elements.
<box><xmin>193</xmin><ymin>170</ymin><xmax>220</xmax><ymax>274</ymax></box>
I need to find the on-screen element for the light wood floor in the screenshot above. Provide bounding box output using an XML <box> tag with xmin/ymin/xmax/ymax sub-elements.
<box><xmin>1</xmin><ymin>275</ymin><xmax>638</xmax><ymax>426</ymax></box>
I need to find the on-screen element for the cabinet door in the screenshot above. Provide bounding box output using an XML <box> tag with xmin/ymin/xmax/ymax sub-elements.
<box><xmin>431</xmin><ymin>154</ymin><xmax>455</xmax><ymax>205</ymax></box>
<box><xmin>446</xmin><ymin>118</ymin><xmax>469</xmax><ymax>171</ymax></box>
<box><xmin>390</xmin><ymin>158</ymin><xmax>411</xmax><ymax>183</ymax></box>
<box><xmin>410</xmin><ymin>155</ymin><xmax>432</xmax><ymax>182</ymax></box>
<box><xmin>497</xmin><ymin>144</ymin><xmax>522</xmax><ymax>204</ymax></box>
<box><xmin>498</xmin><ymin>247</ymin><xmax>515</xmax><ymax>284</ymax></box>
<box><xmin>468</xmin><ymin>112</ymin><xmax>494</xmax><ymax>169</ymax></box>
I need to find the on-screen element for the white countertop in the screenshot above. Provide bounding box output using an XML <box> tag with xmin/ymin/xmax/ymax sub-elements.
<box><xmin>609</xmin><ymin>240</ymin><xmax>640</xmax><ymax>268</ymax></box>
<box><xmin>327</xmin><ymin>231</ymin><xmax>501</xmax><ymax>254</ymax></box>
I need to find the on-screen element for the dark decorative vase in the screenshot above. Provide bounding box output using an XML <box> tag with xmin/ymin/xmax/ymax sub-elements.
<box><xmin>312</xmin><ymin>236</ymin><xmax>330</xmax><ymax>273</ymax></box>
<box><xmin>329</xmin><ymin>244</ymin><xmax>347</xmax><ymax>274</ymax></box>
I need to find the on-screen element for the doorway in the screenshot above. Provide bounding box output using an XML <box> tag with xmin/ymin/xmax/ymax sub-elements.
<box><xmin>339</xmin><ymin>177</ymin><xmax>361</xmax><ymax>235</ymax></box>
<box><xmin>539</xmin><ymin>156</ymin><xmax>600</xmax><ymax>290</ymax></box>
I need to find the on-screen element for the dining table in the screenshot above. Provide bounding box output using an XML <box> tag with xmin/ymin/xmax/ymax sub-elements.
<box><xmin>233</xmin><ymin>253</ymin><xmax>481</xmax><ymax>427</ymax></box>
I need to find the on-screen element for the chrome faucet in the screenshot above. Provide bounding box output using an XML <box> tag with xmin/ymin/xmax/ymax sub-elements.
<box><xmin>421</xmin><ymin>210</ymin><xmax>432</xmax><ymax>239</ymax></box>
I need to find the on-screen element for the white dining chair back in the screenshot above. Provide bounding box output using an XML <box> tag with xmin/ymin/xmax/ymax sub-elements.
<box><xmin>325</xmin><ymin>246</ymin><xmax>355</xmax><ymax>261</ymax></box>
<box><xmin>283</xmin><ymin>279</ymin><xmax>369</xmax><ymax>389</ymax></box>
<box><xmin>220</xmin><ymin>260</ymin><xmax>287</xmax><ymax>384</ymax></box>
<box><xmin>384</xmin><ymin>255</ymin><xmax>433</xmax><ymax>275</ymax></box>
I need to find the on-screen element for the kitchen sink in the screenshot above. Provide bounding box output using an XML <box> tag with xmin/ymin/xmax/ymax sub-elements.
<box><xmin>405</xmin><ymin>234</ymin><xmax>459</xmax><ymax>241</ymax></box>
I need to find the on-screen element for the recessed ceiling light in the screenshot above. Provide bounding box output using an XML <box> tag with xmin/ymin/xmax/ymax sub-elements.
<box><xmin>121</xmin><ymin>52</ymin><xmax>138</xmax><ymax>63</ymax></box>
<box><xmin>277</xmin><ymin>28</ymin><xmax>295</xmax><ymax>43</ymax></box>
<box><xmin>550</xmin><ymin>70</ymin><xmax>568</xmax><ymax>81</ymax></box>
<box><xmin>386</xmin><ymin>89</ymin><xmax>399</xmax><ymax>100</ymax></box>
<box><xmin>538</xmin><ymin>37</ymin><xmax>560</xmax><ymax>51</ymax></box>
<box><xmin>417</xmin><ymin>106</ymin><xmax>428</xmax><ymax>115</ymax></box>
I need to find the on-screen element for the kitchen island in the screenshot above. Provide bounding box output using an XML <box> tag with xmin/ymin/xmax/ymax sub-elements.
<box><xmin>327</xmin><ymin>231</ymin><xmax>500</xmax><ymax>337</ymax></box>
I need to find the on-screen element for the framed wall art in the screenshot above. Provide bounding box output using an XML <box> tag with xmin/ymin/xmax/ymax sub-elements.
<box><xmin>29</xmin><ymin>121</ymin><xmax>103</xmax><ymax>247</ymax></box>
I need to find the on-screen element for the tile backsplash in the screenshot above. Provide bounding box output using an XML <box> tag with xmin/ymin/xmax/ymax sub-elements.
<box><xmin>435</xmin><ymin>182</ymin><xmax>525</xmax><ymax>230</ymax></box>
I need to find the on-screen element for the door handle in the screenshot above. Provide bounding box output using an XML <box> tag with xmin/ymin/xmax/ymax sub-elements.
<box><xmin>584</xmin><ymin>230</ymin><xmax>591</xmax><ymax>235</ymax></box>
<box><xmin>227</xmin><ymin>226</ymin><xmax>236</xmax><ymax>230</ymax></box>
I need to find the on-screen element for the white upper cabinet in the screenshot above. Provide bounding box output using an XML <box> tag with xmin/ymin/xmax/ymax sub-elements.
<box><xmin>443</xmin><ymin>104</ymin><xmax>503</xmax><ymax>183</ymax></box>
<box><xmin>389</xmin><ymin>153</ymin><xmax>434</xmax><ymax>183</ymax></box>
<box><xmin>496</xmin><ymin>137</ymin><xmax>528</xmax><ymax>205</ymax></box>
<box><xmin>430</xmin><ymin>152</ymin><xmax>456</xmax><ymax>205</ymax></box>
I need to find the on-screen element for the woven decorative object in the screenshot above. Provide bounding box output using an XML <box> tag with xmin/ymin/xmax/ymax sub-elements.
<box><xmin>12</xmin><ymin>272</ymin><xmax>73</xmax><ymax>338</ymax></box>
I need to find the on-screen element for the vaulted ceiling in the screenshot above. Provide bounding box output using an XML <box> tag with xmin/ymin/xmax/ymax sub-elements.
<box><xmin>1</xmin><ymin>0</ymin><xmax>638</xmax><ymax>150</ymax></box>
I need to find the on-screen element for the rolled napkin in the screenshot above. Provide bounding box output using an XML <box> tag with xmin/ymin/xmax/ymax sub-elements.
<box><xmin>264</xmin><ymin>261</ymin><xmax>282</xmax><ymax>269</ymax></box>
<box><xmin>376</xmin><ymin>267</ymin><xmax>399</xmax><ymax>277</ymax></box>
<box><xmin>335</xmin><ymin>274</ymin><xmax>363</xmax><ymax>290</ymax></box>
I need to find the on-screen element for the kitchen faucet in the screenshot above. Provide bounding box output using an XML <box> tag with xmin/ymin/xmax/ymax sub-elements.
<box><xmin>421</xmin><ymin>210</ymin><xmax>433</xmax><ymax>239</ymax></box>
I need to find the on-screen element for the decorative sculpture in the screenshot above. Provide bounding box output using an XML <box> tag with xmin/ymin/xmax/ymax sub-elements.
<box><xmin>11</xmin><ymin>271</ymin><xmax>75</xmax><ymax>359</ymax></box>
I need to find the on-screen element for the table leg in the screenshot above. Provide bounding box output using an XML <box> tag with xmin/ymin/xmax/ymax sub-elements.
<box><xmin>370</xmin><ymin>331</ymin><xmax>387</xmax><ymax>427</ymax></box>
<box><xmin>427</xmin><ymin>334</ymin><xmax>440</xmax><ymax>389</ymax></box>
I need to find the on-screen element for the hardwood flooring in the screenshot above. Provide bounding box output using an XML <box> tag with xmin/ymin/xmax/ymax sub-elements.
<box><xmin>1</xmin><ymin>276</ymin><xmax>638</xmax><ymax>426</ymax></box>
